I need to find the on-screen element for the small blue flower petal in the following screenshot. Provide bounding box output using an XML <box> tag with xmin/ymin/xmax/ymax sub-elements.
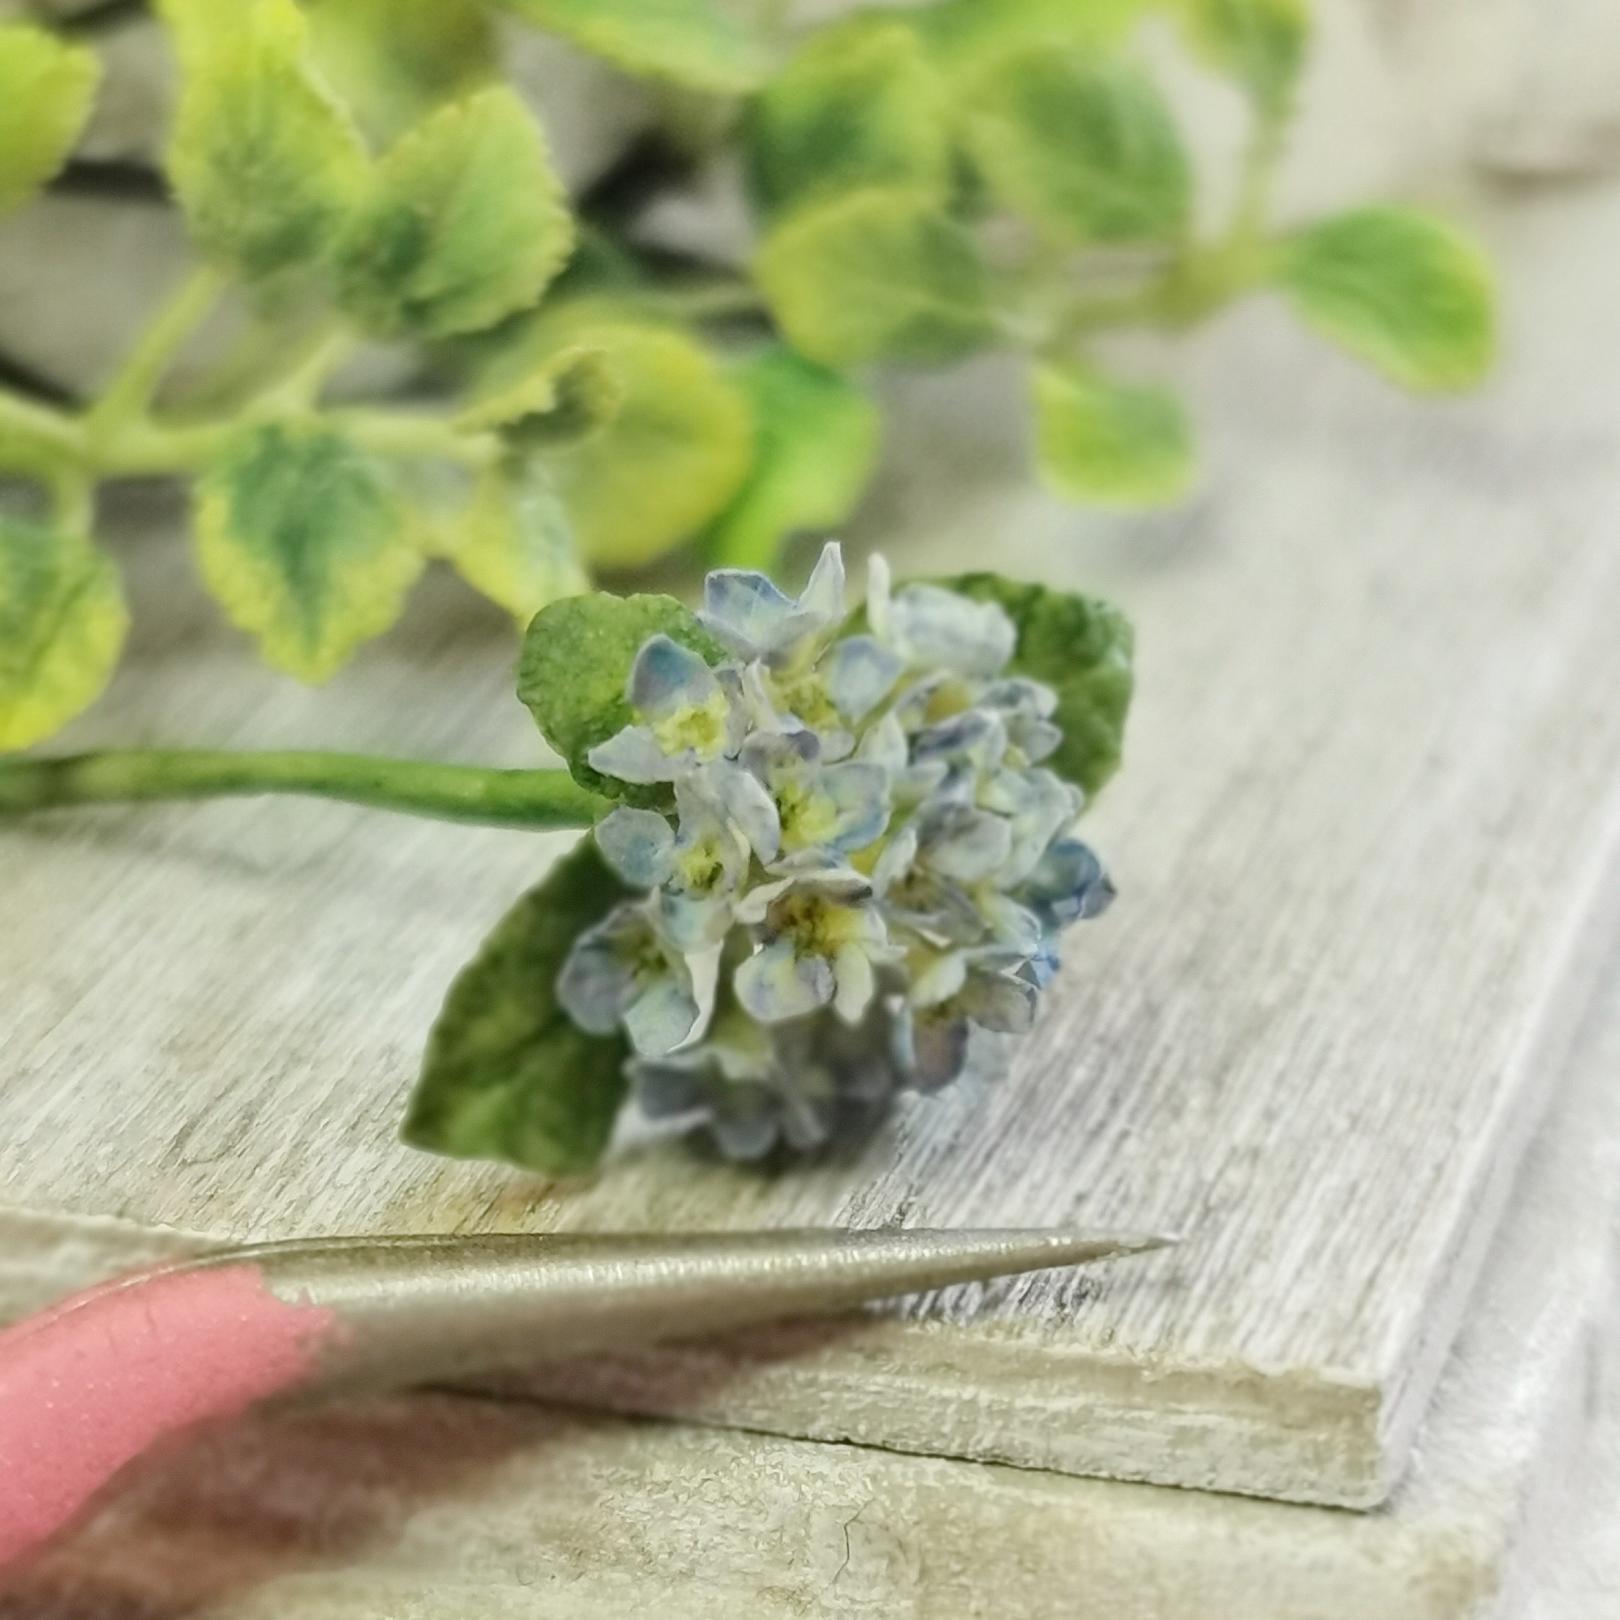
<box><xmin>628</xmin><ymin>634</ymin><xmax>719</xmax><ymax>719</ymax></box>
<box><xmin>917</xmin><ymin>800</ymin><xmax>1013</xmax><ymax>883</ymax></box>
<box><xmin>595</xmin><ymin>807</ymin><xmax>675</xmax><ymax>887</ymax></box>
<box><xmin>624</xmin><ymin>974</ymin><xmax>701</xmax><ymax>1057</ymax></box>
<box><xmin>735</xmin><ymin>937</ymin><xmax>835</xmax><ymax>1021</ymax></box>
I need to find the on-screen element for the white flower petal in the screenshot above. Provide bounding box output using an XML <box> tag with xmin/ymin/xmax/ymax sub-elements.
<box><xmin>821</xmin><ymin>634</ymin><xmax>904</xmax><ymax>722</ymax></box>
<box><xmin>889</xmin><ymin>584</ymin><xmax>1016</xmax><ymax>676</ymax></box>
<box><xmin>586</xmin><ymin>725</ymin><xmax>686</xmax><ymax>784</ymax></box>
<box><xmin>832</xmin><ymin>943</ymin><xmax>876</xmax><ymax>1024</ymax></box>
<box><xmin>919</xmin><ymin>802</ymin><xmax>1013</xmax><ymax>882</ymax></box>
<box><xmin>799</xmin><ymin>540</ymin><xmax>846</xmax><ymax>622</ymax></box>
<box><xmin>625</xmin><ymin>975</ymin><xmax>700</xmax><ymax>1056</ymax></box>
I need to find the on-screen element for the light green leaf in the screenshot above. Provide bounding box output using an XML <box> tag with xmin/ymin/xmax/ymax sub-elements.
<box><xmin>0</xmin><ymin>24</ymin><xmax>100</xmax><ymax>217</ymax></box>
<box><xmin>1033</xmin><ymin>362</ymin><xmax>1194</xmax><ymax>507</ymax></box>
<box><xmin>913</xmin><ymin>0</ymin><xmax>1147</xmax><ymax>72</ymax></box>
<box><xmin>963</xmin><ymin>49</ymin><xmax>1189</xmax><ymax>242</ymax></box>
<box><xmin>0</xmin><ymin>520</ymin><xmax>127</xmax><ymax>752</ymax></box>
<box><xmin>523</xmin><ymin>311</ymin><xmax>753</xmax><ymax>568</ymax></box>
<box><xmin>1274</xmin><ymin>206</ymin><xmax>1496</xmax><ymax>392</ymax></box>
<box><xmin>306</xmin><ymin>0</ymin><xmax>499</xmax><ymax>144</ymax></box>
<box><xmin>700</xmin><ymin>347</ymin><xmax>881</xmax><ymax>569</ymax></box>
<box><xmin>494</xmin><ymin>0</ymin><xmax>774</xmax><ymax>92</ymax></box>
<box><xmin>335</xmin><ymin>86</ymin><xmax>574</xmax><ymax>339</ymax></box>
<box><xmin>517</xmin><ymin>591</ymin><xmax>728</xmax><ymax>807</ymax></box>
<box><xmin>457</xmin><ymin>343</ymin><xmax>624</xmax><ymax>451</ymax></box>
<box><xmin>1180</xmin><ymin>0</ymin><xmax>1308</xmax><ymax>114</ymax></box>
<box><xmin>166</xmin><ymin>0</ymin><xmax>368</xmax><ymax>280</ymax></box>
<box><xmin>935</xmin><ymin>573</ymin><xmax>1134</xmax><ymax>799</ymax></box>
<box><xmin>755</xmin><ymin>187</ymin><xmax>996</xmax><ymax>368</ymax></box>
<box><xmin>746</xmin><ymin>19</ymin><xmax>950</xmax><ymax>219</ymax></box>
<box><xmin>403</xmin><ymin>839</ymin><xmax>634</xmax><ymax>1176</ymax></box>
<box><xmin>195</xmin><ymin>421</ymin><xmax>422</xmax><ymax>681</ymax></box>
<box><xmin>450</xmin><ymin>458</ymin><xmax>588</xmax><ymax>621</ymax></box>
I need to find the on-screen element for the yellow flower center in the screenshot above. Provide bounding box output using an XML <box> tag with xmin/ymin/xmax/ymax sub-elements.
<box><xmin>776</xmin><ymin>777</ymin><xmax>840</xmax><ymax>852</ymax></box>
<box><xmin>769</xmin><ymin>890</ymin><xmax>863</xmax><ymax>956</ymax></box>
<box><xmin>650</xmin><ymin>689</ymin><xmax>730</xmax><ymax>760</ymax></box>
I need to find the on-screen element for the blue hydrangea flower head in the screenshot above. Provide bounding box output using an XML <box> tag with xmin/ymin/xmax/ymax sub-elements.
<box><xmin>556</xmin><ymin>542</ymin><xmax>1116</xmax><ymax>1159</ymax></box>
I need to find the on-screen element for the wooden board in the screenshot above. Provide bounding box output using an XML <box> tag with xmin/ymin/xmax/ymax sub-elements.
<box><xmin>5</xmin><ymin>182</ymin><xmax>1620</xmax><ymax>1510</ymax></box>
<box><xmin>4</xmin><ymin>899</ymin><xmax>1617</xmax><ymax>1619</ymax></box>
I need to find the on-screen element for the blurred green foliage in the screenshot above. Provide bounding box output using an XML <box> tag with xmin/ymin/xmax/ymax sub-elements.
<box><xmin>0</xmin><ymin>0</ymin><xmax>1496</xmax><ymax>750</ymax></box>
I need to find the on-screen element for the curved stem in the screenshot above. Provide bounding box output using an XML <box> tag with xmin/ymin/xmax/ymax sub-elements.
<box><xmin>86</xmin><ymin>265</ymin><xmax>226</xmax><ymax>437</ymax></box>
<box><xmin>0</xmin><ymin>750</ymin><xmax>606</xmax><ymax>831</ymax></box>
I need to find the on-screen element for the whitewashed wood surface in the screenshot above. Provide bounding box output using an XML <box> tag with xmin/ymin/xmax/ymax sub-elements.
<box><xmin>4</xmin><ymin>183</ymin><xmax>1620</xmax><ymax>1510</ymax></box>
<box><xmin>3</xmin><ymin>904</ymin><xmax>1616</xmax><ymax>1620</ymax></box>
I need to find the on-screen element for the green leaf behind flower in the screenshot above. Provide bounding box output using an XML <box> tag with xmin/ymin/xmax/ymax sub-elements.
<box><xmin>195</xmin><ymin>421</ymin><xmax>421</xmax><ymax>681</ymax></box>
<box><xmin>1274</xmin><ymin>207</ymin><xmax>1496</xmax><ymax>392</ymax></box>
<box><xmin>166</xmin><ymin>0</ymin><xmax>368</xmax><ymax>280</ymax></box>
<box><xmin>335</xmin><ymin>86</ymin><xmax>573</xmax><ymax>338</ymax></box>
<box><xmin>0</xmin><ymin>520</ymin><xmax>127</xmax><ymax>752</ymax></box>
<box><xmin>756</xmin><ymin>186</ymin><xmax>996</xmax><ymax>368</ymax></box>
<box><xmin>745</xmin><ymin>18</ymin><xmax>950</xmax><ymax>219</ymax></box>
<box><xmin>404</xmin><ymin>839</ymin><xmax>634</xmax><ymax>1176</ymax></box>
<box><xmin>494</xmin><ymin>0</ymin><xmax>775</xmax><ymax>92</ymax></box>
<box><xmin>1033</xmin><ymin>361</ymin><xmax>1194</xmax><ymax>506</ymax></box>
<box><xmin>963</xmin><ymin>50</ymin><xmax>1189</xmax><ymax>243</ymax></box>
<box><xmin>941</xmin><ymin>573</ymin><xmax>1134</xmax><ymax>799</ymax></box>
<box><xmin>0</xmin><ymin>23</ymin><xmax>100</xmax><ymax>217</ymax></box>
<box><xmin>699</xmin><ymin>347</ymin><xmax>881</xmax><ymax>569</ymax></box>
<box><xmin>518</xmin><ymin>591</ymin><xmax>728</xmax><ymax>807</ymax></box>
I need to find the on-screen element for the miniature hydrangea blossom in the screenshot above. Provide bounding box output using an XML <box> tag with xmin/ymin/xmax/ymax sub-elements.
<box><xmin>555</xmin><ymin>543</ymin><xmax>1115</xmax><ymax>1159</ymax></box>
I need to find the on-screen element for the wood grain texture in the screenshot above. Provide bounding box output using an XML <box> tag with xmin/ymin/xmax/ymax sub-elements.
<box><xmin>5</xmin><ymin>184</ymin><xmax>1620</xmax><ymax>1509</ymax></box>
<box><xmin>3</xmin><ymin>912</ymin><xmax>1616</xmax><ymax>1619</ymax></box>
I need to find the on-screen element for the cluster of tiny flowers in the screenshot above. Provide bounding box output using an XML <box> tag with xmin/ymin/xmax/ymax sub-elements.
<box><xmin>556</xmin><ymin>543</ymin><xmax>1114</xmax><ymax>1160</ymax></box>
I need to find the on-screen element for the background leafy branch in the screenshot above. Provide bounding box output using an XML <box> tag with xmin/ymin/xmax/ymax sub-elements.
<box><xmin>0</xmin><ymin>0</ymin><xmax>1496</xmax><ymax>753</ymax></box>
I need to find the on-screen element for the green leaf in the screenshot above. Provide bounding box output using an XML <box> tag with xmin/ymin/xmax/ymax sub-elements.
<box><xmin>1274</xmin><ymin>206</ymin><xmax>1496</xmax><ymax>392</ymax></box>
<box><xmin>195</xmin><ymin>421</ymin><xmax>422</xmax><ymax>681</ymax></box>
<box><xmin>518</xmin><ymin>590</ymin><xmax>728</xmax><ymax>807</ymax></box>
<box><xmin>334</xmin><ymin>86</ymin><xmax>574</xmax><ymax>339</ymax></box>
<box><xmin>166</xmin><ymin>0</ymin><xmax>368</xmax><ymax>280</ymax></box>
<box><xmin>450</xmin><ymin>457</ymin><xmax>588</xmax><ymax>621</ymax></box>
<box><xmin>700</xmin><ymin>347</ymin><xmax>881</xmax><ymax>569</ymax></box>
<box><xmin>0</xmin><ymin>520</ymin><xmax>127</xmax><ymax>752</ymax></box>
<box><xmin>755</xmin><ymin>187</ymin><xmax>996</xmax><ymax>368</ymax></box>
<box><xmin>913</xmin><ymin>0</ymin><xmax>1147</xmax><ymax>71</ymax></box>
<box><xmin>1033</xmin><ymin>361</ymin><xmax>1194</xmax><ymax>507</ymax></box>
<box><xmin>746</xmin><ymin>19</ymin><xmax>950</xmax><ymax>219</ymax></box>
<box><xmin>1180</xmin><ymin>0</ymin><xmax>1308</xmax><ymax>114</ymax></box>
<box><xmin>457</xmin><ymin>343</ymin><xmax>624</xmax><ymax>451</ymax></box>
<box><xmin>936</xmin><ymin>573</ymin><xmax>1134</xmax><ymax>799</ymax></box>
<box><xmin>494</xmin><ymin>0</ymin><xmax>774</xmax><ymax>92</ymax></box>
<box><xmin>963</xmin><ymin>50</ymin><xmax>1189</xmax><ymax>243</ymax></box>
<box><xmin>306</xmin><ymin>0</ymin><xmax>499</xmax><ymax>144</ymax></box>
<box><xmin>522</xmin><ymin>311</ymin><xmax>753</xmax><ymax>568</ymax></box>
<box><xmin>403</xmin><ymin>839</ymin><xmax>634</xmax><ymax>1176</ymax></box>
<box><xmin>0</xmin><ymin>24</ymin><xmax>100</xmax><ymax>217</ymax></box>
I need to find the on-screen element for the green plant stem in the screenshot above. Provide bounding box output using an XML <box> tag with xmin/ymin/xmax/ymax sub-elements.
<box><xmin>0</xmin><ymin>750</ymin><xmax>606</xmax><ymax>830</ymax></box>
<box><xmin>332</xmin><ymin>408</ymin><xmax>499</xmax><ymax>467</ymax></box>
<box><xmin>85</xmin><ymin>264</ymin><xmax>226</xmax><ymax>438</ymax></box>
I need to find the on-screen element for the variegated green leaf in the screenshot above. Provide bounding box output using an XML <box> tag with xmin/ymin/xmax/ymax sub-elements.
<box><xmin>166</xmin><ymin>0</ymin><xmax>368</xmax><ymax>280</ymax></box>
<box><xmin>746</xmin><ymin>18</ymin><xmax>949</xmax><ymax>219</ymax></box>
<box><xmin>1033</xmin><ymin>362</ymin><xmax>1194</xmax><ymax>506</ymax></box>
<box><xmin>494</xmin><ymin>0</ymin><xmax>773</xmax><ymax>92</ymax></box>
<box><xmin>0</xmin><ymin>520</ymin><xmax>126</xmax><ymax>752</ymax></box>
<box><xmin>1275</xmin><ymin>207</ymin><xmax>1496</xmax><ymax>392</ymax></box>
<box><xmin>195</xmin><ymin>421</ymin><xmax>422</xmax><ymax>681</ymax></box>
<box><xmin>755</xmin><ymin>187</ymin><xmax>995</xmax><ymax>368</ymax></box>
<box><xmin>335</xmin><ymin>86</ymin><xmax>573</xmax><ymax>339</ymax></box>
<box><xmin>963</xmin><ymin>49</ymin><xmax>1189</xmax><ymax>242</ymax></box>
<box><xmin>0</xmin><ymin>23</ymin><xmax>100</xmax><ymax>217</ymax></box>
<box><xmin>450</xmin><ymin>458</ymin><xmax>588</xmax><ymax>621</ymax></box>
<box><xmin>306</xmin><ymin>0</ymin><xmax>499</xmax><ymax>143</ymax></box>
